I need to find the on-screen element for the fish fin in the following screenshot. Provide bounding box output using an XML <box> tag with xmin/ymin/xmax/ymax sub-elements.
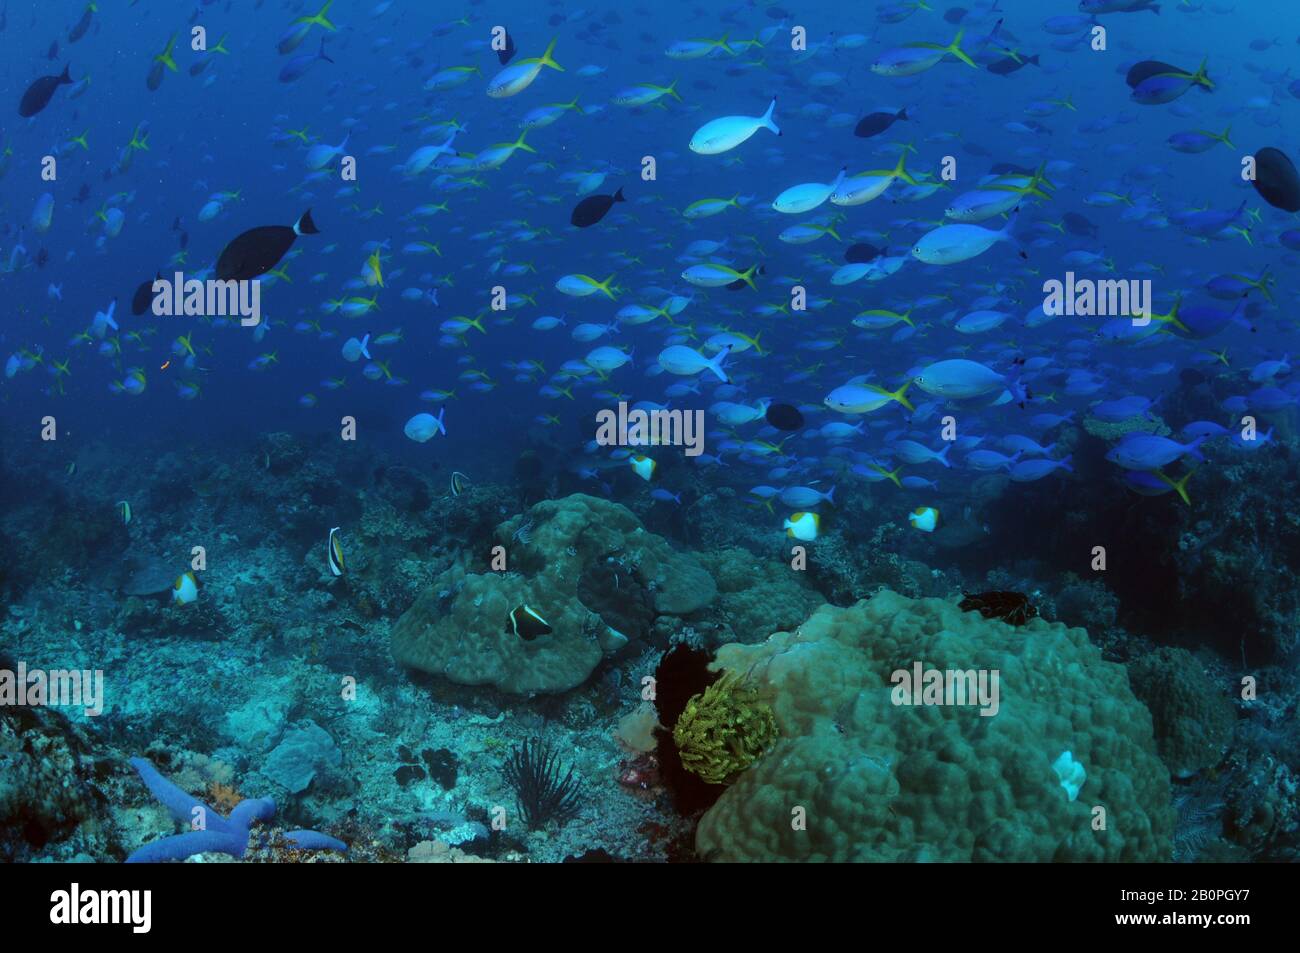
<box><xmin>540</xmin><ymin>37</ymin><xmax>564</xmax><ymax>72</ymax></box>
<box><xmin>947</xmin><ymin>29</ymin><xmax>979</xmax><ymax>69</ymax></box>
<box><xmin>295</xmin><ymin>208</ymin><xmax>320</xmax><ymax>235</ymax></box>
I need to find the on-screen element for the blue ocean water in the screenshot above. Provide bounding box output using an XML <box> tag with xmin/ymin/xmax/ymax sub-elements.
<box><xmin>2</xmin><ymin>0</ymin><xmax>1299</xmax><ymax>866</ymax></box>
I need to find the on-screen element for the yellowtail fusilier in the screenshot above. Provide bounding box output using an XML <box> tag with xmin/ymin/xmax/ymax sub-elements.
<box><xmin>824</xmin><ymin>379</ymin><xmax>915</xmax><ymax>413</ymax></box>
<box><xmin>487</xmin><ymin>37</ymin><xmax>562</xmax><ymax>98</ymax></box>
<box><xmin>870</xmin><ymin>28</ymin><xmax>980</xmax><ymax>77</ymax></box>
<box><xmin>689</xmin><ymin>98</ymin><xmax>780</xmax><ymax>155</ymax></box>
<box><xmin>680</xmin><ymin>262</ymin><xmax>762</xmax><ymax>289</ymax></box>
<box><xmin>151</xmin><ymin>272</ymin><xmax>261</xmax><ymax>326</ymax></box>
<box><xmin>773</xmin><ymin>168</ymin><xmax>846</xmax><ymax>214</ymax></box>
<box><xmin>657</xmin><ymin>344</ymin><xmax>732</xmax><ymax>384</ymax></box>
<box><xmin>911</xmin><ymin>209</ymin><xmax>1023</xmax><ymax>265</ymax></box>
<box><xmin>555</xmin><ymin>273</ymin><xmax>618</xmax><ymax>299</ymax></box>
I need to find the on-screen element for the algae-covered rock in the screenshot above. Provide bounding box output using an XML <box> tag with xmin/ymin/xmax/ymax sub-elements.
<box><xmin>391</xmin><ymin>493</ymin><xmax>716</xmax><ymax>694</ymax></box>
<box><xmin>695</xmin><ymin>590</ymin><xmax>1174</xmax><ymax>862</ymax></box>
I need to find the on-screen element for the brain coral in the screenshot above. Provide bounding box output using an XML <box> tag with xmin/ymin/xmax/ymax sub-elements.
<box><xmin>695</xmin><ymin>591</ymin><xmax>1174</xmax><ymax>862</ymax></box>
<box><xmin>391</xmin><ymin>494</ymin><xmax>716</xmax><ymax>694</ymax></box>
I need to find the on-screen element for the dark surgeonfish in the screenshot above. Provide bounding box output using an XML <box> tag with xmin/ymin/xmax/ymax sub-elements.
<box><xmin>844</xmin><ymin>242</ymin><xmax>884</xmax><ymax>263</ymax></box>
<box><xmin>18</xmin><ymin>64</ymin><xmax>72</xmax><ymax>117</ymax></box>
<box><xmin>854</xmin><ymin>107</ymin><xmax>908</xmax><ymax>138</ymax></box>
<box><xmin>988</xmin><ymin>53</ymin><xmax>1038</xmax><ymax>75</ymax></box>
<box><xmin>765</xmin><ymin>402</ymin><xmax>804</xmax><ymax>431</ymax></box>
<box><xmin>1062</xmin><ymin>211</ymin><xmax>1098</xmax><ymax>237</ymax></box>
<box><xmin>133</xmin><ymin>273</ymin><xmax>162</xmax><ymax>316</ymax></box>
<box><xmin>216</xmin><ymin>209</ymin><xmax>320</xmax><ymax>281</ymax></box>
<box><xmin>1251</xmin><ymin>148</ymin><xmax>1300</xmax><ymax>213</ymax></box>
<box><xmin>570</xmin><ymin>187</ymin><xmax>624</xmax><ymax>228</ymax></box>
<box><xmin>497</xmin><ymin>26</ymin><xmax>516</xmax><ymax>65</ymax></box>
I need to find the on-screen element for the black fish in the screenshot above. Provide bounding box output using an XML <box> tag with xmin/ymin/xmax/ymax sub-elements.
<box><xmin>854</xmin><ymin>107</ymin><xmax>908</xmax><ymax>139</ymax></box>
<box><xmin>1061</xmin><ymin>211</ymin><xmax>1098</xmax><ymax>237</ymax></box>
<box><xmin>844</xmin><ymin>242</ymin><xmax>883</xmax><ymax>264</ymax></box>
<box><xmin>497</xmin><ymin>27</ymin><xmax>516</xmax><ymax>65</ymax></box>
<box><xmin>944</xmin><ymin>7</ymin><xmax>968</xmax><ymax>24</ymax></box>
<box><xmin>48</xmin><ymin>40</ymin><xmax>59</xmax><ymax>60</ymax></box>
<box><xmin>35</xmin><ymin>248</ymin><xmax>48</xmax><ymax>268</ymax></box>
<box><xmin>215</xmin><ymin>209</ymin><xmax>319</xmax><ymax>281</ymax></box>
<box><xmin>988</xmin><ymin>53</ymin><xmax>1038</xmax><ymax>75</ymax></box>
<box><xmin>68</xmin><ymin>3</ymin><xmax>94</xmax><ymax>43</ymax></box>
<box><xmin>765</xmin><ymin>403</ymin><xmax>804</xmax><ymax>431</ymax></box>
<box><xmin>1252</xmin><ymin>147</ymin><xmax>1300</xmax><ymax>212</ymax></box>
<box><xmin>506</xmin><ymin>604</ymin><xmax>552</xmax><ymax>641</ymax></box>
<box><xmin>570</xmin><ymin>187</ymin><xmax>624</xmax><ymax>228</ymax></box>
<box><xmin>18</xmin><ymin>64</ymin><xmax>72</xmax><ymax>117</ymax></box>
<box><xmin>132</xmin><ymin>273</ymin><xmax>161</xmax><ymax>316</ymax></box>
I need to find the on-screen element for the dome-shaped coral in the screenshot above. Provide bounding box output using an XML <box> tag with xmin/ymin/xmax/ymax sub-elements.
<box><xmin>695</xmin><ymin>591</ymin><xmax>1175</xmax><ymax>861</ymax></box>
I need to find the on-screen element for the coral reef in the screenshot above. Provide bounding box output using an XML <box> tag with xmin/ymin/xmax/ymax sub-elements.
<box><xmin>124</xmin><ymin>757</ymin><xmax>347</xmax><ymax>862</ymax></box>
<box><xmin>1127</xmin><ymin>648</ymin><xmax>1236</xmax><ymax>779</ymax></box>
<box><xmin>694</xmin><ymin>591</ymin><xmax>1174</xmax><ymax>861</ymax></box>
<box><xmin>390</xmin><ymin>494</ymin><xmax>717</xmax><ymax>694</ymax></box>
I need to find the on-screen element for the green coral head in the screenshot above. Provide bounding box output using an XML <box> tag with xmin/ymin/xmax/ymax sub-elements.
<box><xmin>673</xmin><ymin>671</ymin><xmax>778</xmax><ymax>786</ymax></box>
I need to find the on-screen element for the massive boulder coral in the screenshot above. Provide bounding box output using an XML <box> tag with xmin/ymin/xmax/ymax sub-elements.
<box><xmin>694</xmin><ymin>591</ymin><xmax>1174</xmax><ymax>862</ymax></box>
<box><xmin>699</xmin><ymin>547</ymin><xmax>823</xmax><ymax>645</ymax></box>
<box><xmin>1127</xmin><ymin>647</ymin><xmax>1235</xmax><ymax>779</ymax></box>
<box><xmin>391</xmin><ymin>494</ymin><xmax>716</xmax><ymax>694</ymax></box>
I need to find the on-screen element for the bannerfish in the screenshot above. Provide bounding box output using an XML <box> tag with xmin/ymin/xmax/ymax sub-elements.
<box><xmin>216</xmin><ymin>209</ymin><xmax>319</xmax><ymax>281</ymax></box>
<box><xmin>327</xmin><ymin>526</ymin><xmax>345</xmax><ymax>576</ymax></box>
<box><xmin>506</xmin><ymin>604</ymin><xmax>551</xmax><ymax>640</ymax></box>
